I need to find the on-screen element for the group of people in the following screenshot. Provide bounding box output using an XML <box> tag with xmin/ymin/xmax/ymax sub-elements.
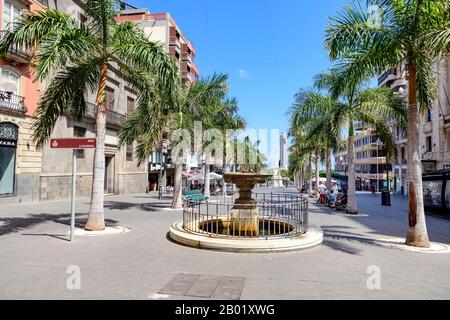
<box><xmin>314</xmin><ymin>183</ymin><xmax>348</xmax><ymax>210</ymax></box>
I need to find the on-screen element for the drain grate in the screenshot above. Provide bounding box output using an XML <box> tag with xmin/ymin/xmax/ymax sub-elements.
<box><xmin>159</xmin><ymin>274</ymin><xmax>245</xmax><ymax>300</ymax></box>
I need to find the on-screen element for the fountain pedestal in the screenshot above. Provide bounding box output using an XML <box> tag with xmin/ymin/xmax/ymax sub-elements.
<box><xmin>224</xmin><ymin>173</ymin><xmax>271</xmax><ymax>236</ymax></box>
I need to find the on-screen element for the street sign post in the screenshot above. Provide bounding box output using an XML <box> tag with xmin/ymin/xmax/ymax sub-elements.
<box><xmin>51</xmin><ymin>138</ymin><xmax>96</xmax><ymax>241</ymax></box>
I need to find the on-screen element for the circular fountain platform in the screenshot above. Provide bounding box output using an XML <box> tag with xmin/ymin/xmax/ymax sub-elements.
<box><xmin>170</xmin><ymin>220</ymin><xmax>323</xmax><ymax>253</ymax></box>
<box><xmin>169</xmin><ymin>187</ymin><xmax>323</xmax><ymax>253</ymax></box>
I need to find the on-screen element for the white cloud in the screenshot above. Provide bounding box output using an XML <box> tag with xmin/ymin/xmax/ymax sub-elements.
<box><xmin>237</xmin><ymin>69</ymin><xmax>249</xmax><ymax>78</ymax></box>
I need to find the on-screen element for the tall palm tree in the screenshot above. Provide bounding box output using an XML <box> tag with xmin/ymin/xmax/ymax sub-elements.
<box><xmin>292</xmin><ymin>72</ymin><xmax>405</xmax><ymax>214</ymax></box>
<box><xmin>288</xmin><ymin>129</ymin><xmax>316</xmax><ymax>195</ymax></box>
<box><xmin>290</xmin><ymin>90</ymin><xmax>342</xmax><ymax>194</ymax></box>
<box><xmin>0</xmin><ymin>0</ymin><xmax>177</xmax><ymax>231</ymax></box>
<box><xmin>324</xmin><ymin>0</ymin><xmax>449</xmax><ymax>246</ymax></box>
<box><xmin>119</xmin><ymin>74</ymin><xmax>229</xmax><ymax>209</ymax></box>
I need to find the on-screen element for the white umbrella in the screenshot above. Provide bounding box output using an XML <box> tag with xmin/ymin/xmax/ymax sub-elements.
<box><xmin>188</xmin><ymin>172</ymin><xmax>223</xmax><ymax>181</ymax></box>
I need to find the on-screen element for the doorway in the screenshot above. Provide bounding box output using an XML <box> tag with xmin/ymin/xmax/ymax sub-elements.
<box><xmin>104</xmin><ymin>155</ymin><xmax>115</xmax><ymax>194</ymax></box>
<box><xmin>0</xmin><ymin>147</ymin><xmax>15</xmax><ymax>194</ymax></box>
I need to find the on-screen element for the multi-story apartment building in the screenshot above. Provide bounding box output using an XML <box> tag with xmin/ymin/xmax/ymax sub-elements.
<box><xmin>0</xmin><ymin>0</ymin><xmax>46</xmax><ymax>202</ymax></box>
<box><xmin>2</xmin><ymin>0</ymin><xmax>179</xmax><ymax>203</ymax></box>
<box><xmin>334</xmin><ymin>128</ymin><xmax>389</xmax><ymax>191</ymax></box>
<box><xmin>379</xmin><ymin>57</ymin><xmax>450</xmax><ymax>195</ymax></box>
<box><xmin>118</xmin><ymin>2</ymin><xmax>200</xmax><ymax>191</ymax></box>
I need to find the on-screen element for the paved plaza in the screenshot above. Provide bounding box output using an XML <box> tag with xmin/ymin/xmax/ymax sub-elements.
<box><xmin>1</xmin><ymin>188</ymin><xmax>450</xmax><ymax>300</ymax></box>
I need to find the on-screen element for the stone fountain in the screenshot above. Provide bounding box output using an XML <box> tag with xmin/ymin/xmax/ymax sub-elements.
<box><xmin>224</xmin><ymin>173</ymin><xmax>271</xmax><ymax>236</ymax></box>
<box><xmin>169</xmin><ymin>171</ymin><xmax>323</xmax><ymax>253</ymax></box>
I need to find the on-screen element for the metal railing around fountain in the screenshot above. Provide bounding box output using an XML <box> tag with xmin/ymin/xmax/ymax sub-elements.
<box><xmin>182</xmin><ymin>193</ymin><xmax>309</xmax><ymax>239</ymax></box>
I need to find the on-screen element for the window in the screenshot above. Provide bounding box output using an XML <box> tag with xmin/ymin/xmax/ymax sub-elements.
<box><xmin>0</xmin><ymin>69</ymin><xmax>20</xmax><ymax>95</ymax></box>
<box><xmin>2</xmin><ymin>1</ymin><xmax>22</xmax><ymax>30</ymax></box>
<box><xmin>127</xmin><ymin>97</ymin><xmax>135</xmax><ymax>115</ymax></box>
<box><xmin>126</xmin><ymin>143</ymin><xmax>133</xmax><ymax>161</ymax></box>
<box><xmin>401</xmin><ymin>147</ymin><xmax>406</xmax><ymax>163</ymax></box>
<box><xmin>74</xmin><ymin>126</ymin><xmax>86</xmax><ymax>159</ymax></box>
<box><xmin>426</xmin><ymin>136</ymin><xmax>432</xmax><ymax>152</ymax></box>
<box><xmin>104</xmin><ymin>86</ymin><xmax>115</xmax><ymax>111</ymax></box>
<box><xmin>427</xmin><ymin>110</ymin><xmax>432</xmax><ymax>122</ymax></box>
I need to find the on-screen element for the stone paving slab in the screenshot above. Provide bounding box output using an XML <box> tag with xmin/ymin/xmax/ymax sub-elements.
<box><xmin>0</xmin><ymin>189</ymin><xmax>450</xmax><ymax>299</ymax></box>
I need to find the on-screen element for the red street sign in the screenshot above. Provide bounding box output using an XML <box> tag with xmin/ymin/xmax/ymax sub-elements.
<box><xmin>50</xmin><ymin>138</ymin><xmax>96</xmax><ymax>149</ymax></box>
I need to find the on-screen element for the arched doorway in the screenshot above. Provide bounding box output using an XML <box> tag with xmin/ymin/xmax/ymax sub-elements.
<box><xmin>0</xmin><ymin>122</ymin><xmax>18</xmax><ymax>195</ymax></box>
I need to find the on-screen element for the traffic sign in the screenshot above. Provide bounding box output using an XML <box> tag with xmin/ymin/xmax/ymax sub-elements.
<box><xmin>50</xmin><ymin>138</ymin><xmax>96</xmax><ymax>149</ymax></box>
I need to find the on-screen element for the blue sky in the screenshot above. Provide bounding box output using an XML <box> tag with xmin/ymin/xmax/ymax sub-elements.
<box><xmin>131</xmin><ymin>0</ymin><xmax>350</xmax><ymax>166</ymax></box>
<box><xmin>132</xmin><ymin>0</ymin><xmax>349</xmax><ymax>129</ymax></box>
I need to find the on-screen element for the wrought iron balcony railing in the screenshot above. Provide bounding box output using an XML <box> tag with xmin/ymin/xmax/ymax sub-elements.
<box><xmin>0</xmin><ymin>90</ymin><xmax>27</xmax><ymax>114</ymax></box>
<box><xmin>0</xmin><ymin>30</ymin><xmax>31</xmax><ymax>59</ymax></box>
<box><xmin>85</xmin><ymin>102</ymin><xmax>126</xmax><ymax>126</ymax></box>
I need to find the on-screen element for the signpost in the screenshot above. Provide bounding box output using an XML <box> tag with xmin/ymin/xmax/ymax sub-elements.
<box><xmin>51</xmin><ymin>138</ymin><xmax>96</xmax><ymax>241</ymax></box>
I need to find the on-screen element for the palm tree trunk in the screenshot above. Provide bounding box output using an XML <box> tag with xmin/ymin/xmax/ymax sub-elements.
<box><xmin>308</xmin><ymin>154</ymin><xmax>313</xmax><ymax>195</ymax></box>
<box><xmin>405</xmin><ymin>61</ymin><xmax>430</xmax><ymax>248</ymax></box>
<box><xmin>346</xmin><ymin>122</ymin><xmax>358</xmax><ymax>215</ymax></box>
<box><xmin>326</xmin><ymin>145</ymin><xmax>332</xmax><ymax>190</ymax></box>
<box><xmin>204</xmin><ymin>154</ymin><xmax>210</xmax><ymax>197</ymax></box>
<box><xmin>315</xmin><ymin>151</ymin><xmax>320</xmax><ymax>198</ymax></box>
<box><xmin>300</xmin><ymin>166</ymin><xmax>304</xmax><ymax>191</ymax></box>
<box><xmin>171</xmin><ymin>163</ymin><xmax>183</xmax><ymax>209</ymax></box>
<box><xmin>85</xmin><ymin>63</ymin><xmax>107</xmax><ymax>231</ymax></box>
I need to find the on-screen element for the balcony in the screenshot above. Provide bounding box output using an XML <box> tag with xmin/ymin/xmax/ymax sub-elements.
<box><xmin>169</xmin><ymin>27</ymin><xmax>181</xmax><ymax>49</ymax></box>
<box><xmin>0</xmin><ymin>90</ymin><xmax>27</xmax><ymax>114</ymax></box>
<box><xmin>0</xmin><ymin>30</ymin><xmax>31</xmax><ymax>63</ymax></box>
<box><xmin>85</xmin><ymin>102</ymin><xmax>126</xmax><ymax>127</ymax></box>
<box><xmin>378</xmin><ymin>68</ymin><xmax>397</xmax><ymax>86</ymax></box>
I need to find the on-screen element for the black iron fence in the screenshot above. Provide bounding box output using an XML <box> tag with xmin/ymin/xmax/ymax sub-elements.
<box><xmin>183</xmin><ymin>192</ymin><xmax>309</xmax><ymax>239</ymax></box>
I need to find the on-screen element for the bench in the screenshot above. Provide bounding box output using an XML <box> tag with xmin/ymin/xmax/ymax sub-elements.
<box><xmin>183</xmin><ymin>189</ymin><xmax>209</xmax><ymax>202</ymax></box>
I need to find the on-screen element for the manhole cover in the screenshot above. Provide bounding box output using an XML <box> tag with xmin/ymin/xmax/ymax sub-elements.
<box><xmin>159</xmin><ymin>274</ymin><xmax>245</xmax><ymax>300</ymax></box>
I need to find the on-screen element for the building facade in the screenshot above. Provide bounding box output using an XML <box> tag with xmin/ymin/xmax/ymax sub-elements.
<box><xmin>334</xmin><ymin>129</ymin><xmax>389</xmax><ymax>191</ymax></box>
<box><xmin>0</xmin><ymin>0</ymin><xmax>46</xmax><ymax>202</ymax></box>
<box><xmin>2</xmin><ymin>0</ymin><xmax>181</xmax><ymax>203</ymax></box>
<box><xmin>379</xmin><ymin>57</ymin><xmax>450</xmax><ymax>195</ymax></box>
<box><xmin>118</xmin><ymin>3</ymin><xmax>200</xmax><ymax>192</ymax></box>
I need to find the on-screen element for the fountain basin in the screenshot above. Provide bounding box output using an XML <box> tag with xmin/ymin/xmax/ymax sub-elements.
<box><xmin>170</xmin><ymin>191</ymin><xmax>323</xmax><ymax>253</ymax></box>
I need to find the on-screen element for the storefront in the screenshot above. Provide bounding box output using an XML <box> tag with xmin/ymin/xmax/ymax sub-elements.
<box><xmin>0</xmin><ymin>122</ymin><xmax>18</xmax><ymax>195</ymax></box>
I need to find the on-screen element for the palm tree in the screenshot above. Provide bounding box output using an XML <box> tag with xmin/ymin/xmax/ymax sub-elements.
<box><xmin>201</xmin><ymin>97</ymin><xmax>246</xmax><ymax>196</ymax></box>
<box><xmin>200</xmin><ymin>96</ymin><xmax>245</xmax><ymax>197</ymax></box>
<box><xmin>119</xmin><ymin>74</ymin><xmax>229</xmax><ymax>209</ymax></box>
<box><xmin>292</xmin><ymin>72</ymin><xmax>405</xmax><ymax>214</ymax></box>
<box><xmin>288</xmin><ymin>129</ymin><xmax>316</xmax><ymax>196</ymax></box>
<box><xmin>290</xmin><ymin>90</ymin><xmax>342</xmax><ymax>194</ymax></box>
<box><xmin>0</xmin><ymin>0</ymin><xmax>177</xmax><ymax>231</ymax></box>
<box><xmin>324</xmin><ymin>0</ymin><xmax>449</xmax><ymax>246</ymax></box>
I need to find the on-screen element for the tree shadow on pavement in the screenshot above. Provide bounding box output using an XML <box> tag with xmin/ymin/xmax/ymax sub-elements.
<box><xmin>104</xmin><ymin>201</ymin><xmax>172</xmax><ymax>212</ymax></box>
<box><xmin>0</xmin><ymin>213</ymin><xmax>118</xmax><ymax>237</ymax></box>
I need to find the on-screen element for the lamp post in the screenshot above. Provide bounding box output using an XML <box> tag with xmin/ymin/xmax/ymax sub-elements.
<box><xmin>374</xmin><ymin>138</ymin><xmax>383</xmax><ymax>192</ymax></box>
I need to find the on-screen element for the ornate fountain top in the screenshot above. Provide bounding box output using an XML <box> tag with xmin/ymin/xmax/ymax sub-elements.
<box><xmin>223</xmin><ymin>173</ymin><xmax>272</xmax><ymax>185</ymax></box>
